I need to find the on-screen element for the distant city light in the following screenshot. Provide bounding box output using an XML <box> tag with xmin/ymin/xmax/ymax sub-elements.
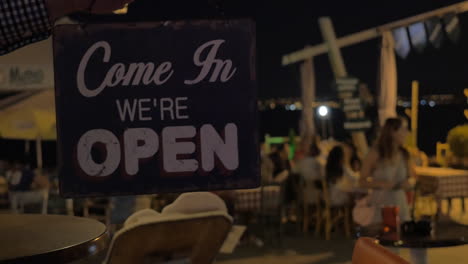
<box><xmin>420</xmin><ymin>99</ymin><xmax>427</xmax><ymax>106</ymax></box>
<box><xmin>317</xmin><ymin>105</ymin><xmax>329</xmax><ymax>117</ymax></box>
<box><xmin>402</xmin><ymin>102</ymin><xmax>410</xmax><ymax>108</ymax></box>
<box><xmin>429</xmin><ymin>101</ymin><xmax>436</xmax><ymax>107</ymax></box>
<box><xmin>285</xmin><ymin>105</ymin><xmax>290</xmax><ymax>110</ymax></box>
<box><xmin>269</xmin><ymin>103</ymin><xmax>276</xmax><ymax>109</ymax></box>
<box><xmin>290</xmin><ymin>104</ymin><xmax>296</xmax><ymax>111</ymax></box>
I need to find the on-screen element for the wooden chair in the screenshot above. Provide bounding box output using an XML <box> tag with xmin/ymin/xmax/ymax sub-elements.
<box><xmin>104</xmin><ymin>211</ymin><xmax>232</xmax><ymax>264</ymax></box>
<box><xmin>260</xmin><ymin>184</ymin><xmax>283</xmax><ymax>245</ymax></box>
<box><xmin>352</xmin><ymin>237</ymin><xmax>410</xmax><ymax>264</ymax></box>
<box><xmin>414</xmin><ymin>176</ymin><xmax>439</xmax><ymax>219</ymax></box>
<box><xmin>317</xmin><ymin>178</ymin><xmax>351</xmax><ymax>240</ymax></box>
<box><xmin>9</xmin><ymin>190</ymin><xmax>48</xmax><ymax>214</ymax></box>
<box><xmin>301</xmin><ymin>179</ymin><xmax>322</xmax><ymax>235</ymax></box>
<box><xmin>0</xmin><ymin>177</ymin><xmax>10</xmax><ymax>211</ymax></box>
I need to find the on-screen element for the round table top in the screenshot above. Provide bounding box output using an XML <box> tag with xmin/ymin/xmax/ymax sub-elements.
<box><xmin>0</xmin><ymin>214</ymin><xmax>108</xmax><ymax>263</ymax></box>
<box><xmin>357</xmin><ymin>218</ymin><xmax>468</xmax><ymax>248</ymax></box>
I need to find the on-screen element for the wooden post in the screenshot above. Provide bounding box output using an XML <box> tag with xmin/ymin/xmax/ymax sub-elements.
<box><xmin>319</xmin><ymin>17</ymin><xmax>369</xmax><ymax>157</ymax></box>
<box><xmin>300</xmin><ymin>57</ymin><xmax>316</xmax><ymax>152</ymax></box>
<box><xmin>411</xmin><ymin>81</ymin><xmax>419</xmax><ymax>148</ymax></box>
<box><xmin>318</xmin><ymin>18</ymin><xmax>347</xmax><ymax>77</ymax></box>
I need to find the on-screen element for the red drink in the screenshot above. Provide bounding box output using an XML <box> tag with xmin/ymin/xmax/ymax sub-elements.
<box><xmin>382</xmin><ymin>206</ymin><xmax>400</xmax><ymax>232</ymax></box>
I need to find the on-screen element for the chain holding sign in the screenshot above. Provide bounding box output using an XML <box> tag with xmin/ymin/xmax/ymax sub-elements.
<box><xmin>335</xmin><ymin>77</ymin><xmax>372</xmax><ymax>132</ymax></box>
<box><xmin>53</xmin><ymin>20</ymin><xmax>259</xmax><ymax>197</ymax></box>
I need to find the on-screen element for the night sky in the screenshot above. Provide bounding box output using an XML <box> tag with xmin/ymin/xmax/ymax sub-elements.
<box><xmin>2</xmin><ymin>0</ymin><xmax>467</xmax><ymax>165</ymax></box>
<box><xmin>123</xmin><ymin>0</ymin><xmax>468</xmax><ymax>99</ymax></box>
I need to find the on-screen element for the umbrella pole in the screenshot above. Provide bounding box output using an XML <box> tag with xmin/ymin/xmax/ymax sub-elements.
<box><xmin>36</xmin><ymin>137</ymin><xmax>43</xmax><ymax>169</ymax></box>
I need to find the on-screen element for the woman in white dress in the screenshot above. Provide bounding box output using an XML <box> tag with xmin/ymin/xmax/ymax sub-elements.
<box><xmin>360</xmin><ymin>117</ymin><xmax>424</xmax><ymax>263</ymax></box>
<box><xmin>360</xmin><ymin>117</ymin><xmax>414</xmax><ymax>223</ymax></box>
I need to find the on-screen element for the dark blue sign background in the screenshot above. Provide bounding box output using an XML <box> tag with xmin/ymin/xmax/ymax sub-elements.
<box><xmin>53</xmin><ymin>20</ymin><xmax>259</xmax><ymax>197</ymax></box>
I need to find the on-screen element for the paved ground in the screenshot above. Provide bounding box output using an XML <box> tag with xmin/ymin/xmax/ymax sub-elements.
<box><xmin>216</xmin><ymin>234</ymin><xmax>468</xmax><ymax>264</ymax></box>
<box><xmin>7</xmin><ymin>198</ymin><xmax>468</xmax><ymax>263</ymax></box>
<box><xmin>215</xmin><ymin>198</ymin><xmax>468</xmax><ymax>264</ymax></box>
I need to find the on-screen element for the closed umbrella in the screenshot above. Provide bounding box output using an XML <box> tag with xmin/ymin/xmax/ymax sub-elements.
<box><xmin>378</xmin><ymin>31</ymin><xmax>398</xmax><ymax>126</ymax></box>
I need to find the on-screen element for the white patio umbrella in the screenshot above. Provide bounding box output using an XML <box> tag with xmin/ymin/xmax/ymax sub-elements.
<box><xmin>0</xmin><ymin>90</ymin><xmax>56</xmax><ymax>168</ymax></box>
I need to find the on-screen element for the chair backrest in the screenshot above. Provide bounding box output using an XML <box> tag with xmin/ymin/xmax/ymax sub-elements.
<box><xmin>352</xmin><ymin>237</ymin><xmax>410</xmax><ymax>264</ymax></box>
<box><xmin>317</xmin><ymin>178</ymin><xmax>331</xmax><ymax>210</ymax></box>
<box><xmin>300</xmin><ymin>178</ymin><xmax>321</xmax><ymax>206</ymax></box>
<box><xmin>234</xmin><ymin>188</ymin><xmax>262</xmax><ymax>212</ymax></box>
<box><xmin>261</xmin><ymin>184</ymin><xmax>283</xmax><ymax>216</ymax></box>
<box><xmin>436</xmin><ymin>142</ymin><xmax>451</xmax><ymax>167</ymax></box>
<box><xmin>105</xmin><ymin>212</ymin><xmax>232</xmax><ymax>264</ymax></box>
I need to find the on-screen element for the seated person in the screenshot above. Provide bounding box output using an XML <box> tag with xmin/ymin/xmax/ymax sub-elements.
<box><xmin>6</xmin><ymin>161</ymin><xmax>35</xmax><ymax>192</ymax></box>
<box><xmin>293</xmin><ymin>142</ymin><xmax>323</xmax><ymax>204</ymax></box>
<box><xmin>268</xmin><ymin>144</ymin><xmax>291</xmax><ymax>183</ymax></box>
<box><xmin>6</xmin><ymin>161</ymin><xmax>49</xmax><ymax>212</ymax></box>
<box><xmin>325</xmin><ymin>145</ymin><xmax>359</xmax><ymax>206</ymax></box>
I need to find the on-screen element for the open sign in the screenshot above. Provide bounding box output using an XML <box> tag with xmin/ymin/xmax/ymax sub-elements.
<box><xmin>53</xmin><ymin>20</ymin><xmax>259</xmax><ymax>197</ymax></box>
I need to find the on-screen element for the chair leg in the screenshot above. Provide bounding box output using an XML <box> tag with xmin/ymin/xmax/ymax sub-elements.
<box><xmin>10</xmin><ymin>194</ymin><xmax>18</xmax><ymax>213</ymax></box>
<box><xmin>83</xmin><ymin>199</ymin><xmax>89</xmax><ymax>217</ymax></box>
<box><xmin>303</xmin><ymin>204</ymin><xmax>309</xmax><ymax>233</ymax></box>
<box><xmin>344</xmin><ymin>207</ymin><xmax>351</xmax><ymax>238</ymax></box>
<box><xmin>314</xmin><ymin>208</ymin><xmax>322</xmax><ymax>237</ymax></box>
<box><xmin>298</xmin><ymin>202</ymin><xmax>305</xmax><ymax>234</ymax></box>
<box><xmin>66</xmin><ymin>199</ymin><xmax>74</xmax><ymax>216</ymax></box>
<box><xmin>105</xmin><ymin>207</ymin><xmax>111</xmax><ymax>226</ymax></box>
<box><xmin>461</xmin><ymin>197</ymin><xmax>465</xmax><ymax>212</ymax></box>
<box><xmin>324</xmin><ymin>209</ymin><xmax>331</xmax><ymax>240</ymax></box>
<box><xmin>41</xmin><ymin>191</ymin><xmax>48</xmax><ymax>215</ymax></box>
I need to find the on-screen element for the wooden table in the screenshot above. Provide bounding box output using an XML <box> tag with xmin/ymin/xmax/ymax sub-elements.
<box><xmin>0</xmin><ymin>214</ymin><xmax>108</xmax><ymax>263</ymax></box>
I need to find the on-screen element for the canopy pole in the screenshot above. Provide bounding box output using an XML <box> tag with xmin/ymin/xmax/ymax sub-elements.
<box><xmin>411</xmin><ymin>81</ymin><xmax>419</xmax><ymax>148</ymax></box>
<box><xmin>299</xmin><ymin>56</ymin><xmax>316</xmax><ymax>152</ymax></box>
<box><xmin>36</xmin><ymin>137</ymin><xmax>43</xmax><ymax>169</ymax></box>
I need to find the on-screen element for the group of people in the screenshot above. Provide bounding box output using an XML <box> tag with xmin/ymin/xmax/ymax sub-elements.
<box><xmin>0</xmin><ymin>160</ymin><xmax>50</xmax><ymax>213</ymax></box>
<box><xmin>0</xmin><ymin>160</ymin><xmax>49</xmax><ymax>193</ymax></box>
<box><xmin>261</xmin><ymin>117</ymin><xmax>416</xmax><ymax>226</ymax></box>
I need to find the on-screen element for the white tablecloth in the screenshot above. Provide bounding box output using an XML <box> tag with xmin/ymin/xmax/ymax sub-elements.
<box><xmin>416</xmin><ymin>167</ymin><xmax>468</xmax><ymax>198</ymax></box>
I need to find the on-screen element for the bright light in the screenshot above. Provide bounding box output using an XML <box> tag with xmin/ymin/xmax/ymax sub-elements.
<box><xmin>317</xmin><ymin>105</ymin><xmax>329</xmax><ymax>117</ymax></box>
<box><xmin>113</xmin><ymin>4</ymin><xmax>129</xmax><ymax>14</ymax></box>
<box><xmin>429</xmin><ymin>101</ymin><xmax>436</xmax><ymax>107</ymax></box>
<box><xmin>290</xmin><ymin>104</ymin><xmax>296</xmax><ymax>111</ymax></box>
